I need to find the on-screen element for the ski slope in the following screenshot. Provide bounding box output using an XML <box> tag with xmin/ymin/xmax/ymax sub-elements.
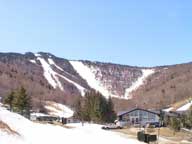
<box><xmin>70</xmin><ymin>61</ymin><xmax>155</xmax><ymax>99</ymax></box>
<box><xmin>124</xmin><ymin>69</ymin><xmax>155</xmax><ymax>99</ymax></box>
<box><xmin>0</xmin><ymin>107</ymin><xmax>144</xmax><ymax>144</ymax></box>
<box><xmin>48</xmin><ymin>58</ymin><xmax>64</xmax><ymax>72</ymax></box>
<box><xmin>44</xmin><ymin>101</ymin><xmax>74</xmax><ymax>118</ymax></box>
<box><xmin>35</xmin><ymin>54</ymin><xmax>86</xmax><ymax>96</ymax></box>
<box><xmin>69</xmin><ymin>61</ymin><xmax>117</xmax><ymax>98</ymax></box>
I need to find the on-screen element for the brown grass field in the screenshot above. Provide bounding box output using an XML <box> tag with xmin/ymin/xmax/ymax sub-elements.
<box><xmin>112</xmin><ymin>127</ymin><xmax>192</xmax><ymax>144</ymax></box>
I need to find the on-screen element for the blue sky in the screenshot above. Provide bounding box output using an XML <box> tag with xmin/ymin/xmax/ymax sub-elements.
<box><xmin>0</xmin><ymin>0</ymin><xmax>192</xmax><ymax>67</ymax></box>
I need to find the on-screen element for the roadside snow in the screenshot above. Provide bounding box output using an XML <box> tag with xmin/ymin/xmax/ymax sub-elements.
<box><xmin>0</xmin><ymin>107</ymin><xmax>144</xmax><ymax>144</ymax></box>
<box><xmin>44</xmin><ymin>101</ymin><xmax>74</xmax><ymax>118</ymax></box>
<box><xmin>70</xmin><ymin>61</ymin><xmax>116</xmax><ymax>98</ymax></box>
<box><xmin>176</xmin><ymin>101</ymin><xmax>192</xmax><ymax>112</ymax></box>
<box><xmin>124</xmin><ymin>69</ymin><xmax>155</xmax><ymax>99</ymax></box>
<box><xmin>36</xmin><ymin>54</ymin><xmax>86</xmax><ymax>95</ymax></box>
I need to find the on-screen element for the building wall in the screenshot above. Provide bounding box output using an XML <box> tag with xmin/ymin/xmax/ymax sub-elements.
<box><xmin>121</xmin><ymin>109</ymin><xmax>159</xmax><ymax>125</ymax></box>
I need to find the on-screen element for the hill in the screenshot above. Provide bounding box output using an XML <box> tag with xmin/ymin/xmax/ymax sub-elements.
<box><xmin>0</xmin><ymin>52</ymin><xmax>192</xmax><ymax>111</ymax></box>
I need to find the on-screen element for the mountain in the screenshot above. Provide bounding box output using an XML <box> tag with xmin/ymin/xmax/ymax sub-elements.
<box><xmin>0</xmin><ymin>52</ymin><xmax>192</xmax><ymax>111</ymax></box>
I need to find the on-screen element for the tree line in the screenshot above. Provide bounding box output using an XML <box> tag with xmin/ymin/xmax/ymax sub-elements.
<box><xmin>3</xmin><ymin>87</ymin><xmax>31</xmax><ymax>118</ymax></box>
<box><xmin>74</xmin><ymin>91</ymin><xmax>116</xmax><ymax>124</ymax></box>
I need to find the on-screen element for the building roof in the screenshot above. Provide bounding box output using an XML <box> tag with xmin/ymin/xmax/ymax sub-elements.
<box><xmin>117</xmin><ymin>108</ymin><xmax>160</xmax><ymax>116</ymax></box>
<box><xmin>31</xmin><ymin>112</ymin><xmax>51</xmax><ymax>117</ymax></box>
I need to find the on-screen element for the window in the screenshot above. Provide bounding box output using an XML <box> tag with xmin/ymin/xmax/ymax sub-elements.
<box><xmin>148</xmin><ymin>113</ymin><xmax>155</xmax><ymax>121</ymax></box>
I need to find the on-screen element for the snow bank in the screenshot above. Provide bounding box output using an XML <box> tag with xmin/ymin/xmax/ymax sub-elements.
<box><xmin>0</xmin><ymin>107</ymin><xmax>144</xmax><ymax>144</ymax></box>
<box><xmin>0</xmin><ymin>132</ymin><xmax>25</xmax><ymax>144</ymax></box>
<box><xmin>70</xmin><ymin>61</ymin><xmax>117</xmax><ymax>98</ymax></box>
<box><xmin>124</xmin><ymin>69</ymin><xmax>155</xmax><ymax>99</ymax></box>
<box><xmin>36</xmin><ymin>54</ymin><xmax>85</xmax><ymax>95</ymax></box>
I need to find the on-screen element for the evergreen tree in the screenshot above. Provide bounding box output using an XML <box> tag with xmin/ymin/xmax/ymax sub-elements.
<box><xmin>74</xmin><ymin>97</ymin><xmax>86</xmax><ymax>122</ymax></box>
<box><xmin>3</xmin><ymin>91</ymin><xmax>15</xmax><ymax>111</ymax></box>
<box><xmin>13</xmin><ymin>87</ymin><xmax>31</xmax><ymax>117</ymax></box>
<box><xmin>106</xmin><ymin>97</ymin><xmax>116</xmax><ymax>123</ymax></box>
<box><xmin>74</xmin><ymin>91</ymin><xmax>116</xmax><ymax>123</ymax></box>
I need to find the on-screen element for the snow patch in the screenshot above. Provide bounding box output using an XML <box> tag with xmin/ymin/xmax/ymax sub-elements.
<box><xmin>163</xmin><ymin>107</ymin><xmax>173</xmax><ymax>112</ymax></box>
<box><xmin>176</xmin><ymin>101</ymin><xmax>192</xmax><ymax>111</ymax></box>
<box><xmin>0</xmin><ymin>107</ymin><xmax>144</xmax><ymax>144</ymax></box>
<box><xmin>30</xmin><ymin>113</ymin><xmax>50</xmax><ymax>117</ymax></box>
<box><xmin>44</xmin><ymin>101</ymin><xmax>74</xmax><ymax>118</ymax></box>
<box><xmin>70</xmin><ymin>61</ymin><xmax>116</xmax><ymax>98</ymax></box>
<box><xmin>124</xmin><ymin>69</ymin><xmax>155</xmax><ymax>99</ymax></box>
<box><xmin>34</xmin><ymin>53</ymin><xmax>41</xmax><ymax>57</ymax></box>
<box><xmin>29</xmin><ymin>60</ymin><xmax>36</xmax><ymax>64</ymax></box>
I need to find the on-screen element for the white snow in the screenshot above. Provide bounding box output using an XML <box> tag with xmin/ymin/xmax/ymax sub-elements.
<box><xmin>29</xmin><ymin>60</ymin><xmax>36</xmax><ymax>64</ymax></box>
<box><xmin>48</xmin><ymin>58</ymin><xmax>81</xmax><ymax>80</ymax></box>
<box><xmin>56</xmin><ymin>73</ymin><xmax>86</xmax><ymax>96</ymax></box>
<box><xmin>48</xmin><ymin>58</ymin><xmax>64</xmax><ymax>72</ymax></box>
<box><xmin>176</xmin><ymin>101</ymin><xmax>192</xmax><ymax>111</ymax></box>
<box><xmin>70</xmin><ymin>61</ymin><xmax>155</xmax><ymax>99</ymax></box>
<box><xmin>124</xmin><ymin>69</ymin><xmax>155</xmax><ymax>99</ymax></box>
<box><xmin>163</xmin><ymin>107</ymin><xmax>173</xmax><ymax>112</ymax></box>
<box><xmin>34</xmin><ymin>53</ymin><xmax>41</xmax><ymax>57</ymax></box>
<box><xmin>44</xmin><ymin>101</ymin><xmax>74</xmax><ymax>118</ymax></box>
<box><xmin>30</xmin><ymin>112</ymin><xmax>50</xmax><ymax>117</ymax></box>
<box><xmin>36</xmin><ymin>56</ymin><xmax>64</xmax><ymax>90</ymax></box>
<box><xmin>36</xmin><ymin>54</ymin><xmax>86</xmax><ymax>96</ymax></box>
<box><xmin>0</xmin><ymin>107</ymin><xmax>144</xmax><ymax>144</ymax></box>
<box><xmin>70</xmin><ymin>61</ymin><xmax>116</xmax><ymax>98</ymax></box>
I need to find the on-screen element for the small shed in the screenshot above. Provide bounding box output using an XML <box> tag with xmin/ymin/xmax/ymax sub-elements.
<box><xmin>30</xmin><ymin>113</ymin><xmax>59</xmax><ymax>122</ymax></box>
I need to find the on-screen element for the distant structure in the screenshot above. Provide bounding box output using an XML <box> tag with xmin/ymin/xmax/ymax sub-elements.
<box><xmin>117</xmin><ymin>108</ymin><xmax>160</xmax><ymax>126</ymax></box>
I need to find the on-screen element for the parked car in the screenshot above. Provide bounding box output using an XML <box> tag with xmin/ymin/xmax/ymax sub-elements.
<box><xmin>102</xmin><ymin>123</ymin><xmax>123</xmax><ymax>130</ymax></box>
